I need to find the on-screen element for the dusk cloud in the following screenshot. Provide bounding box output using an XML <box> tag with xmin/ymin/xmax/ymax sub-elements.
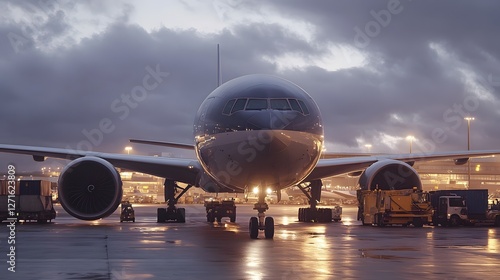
<box><xmin>1</xmin><ymin>0</ymin><xmax>499</xmax><ymax>172</ymax></box>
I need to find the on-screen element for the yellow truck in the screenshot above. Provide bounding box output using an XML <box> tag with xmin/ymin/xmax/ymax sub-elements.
<box><xmin>357</xmin><ymin>189</ymin><xmax>433</xmax><ymax>227</ymax></box>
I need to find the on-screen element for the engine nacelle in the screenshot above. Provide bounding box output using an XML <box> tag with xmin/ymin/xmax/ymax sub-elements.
<box><xmin>58</xmin><ymin>157</ymin><xmax>123</xmax><ymax>220</ymax></box>
<box><xmin>357</xmin><ymin>159</ymin><xmax>422</xmax><ymax>190</ymax></box>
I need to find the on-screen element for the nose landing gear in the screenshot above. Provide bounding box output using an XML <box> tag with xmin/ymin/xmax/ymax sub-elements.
<box><xmin>249</xmin><ymin>187</ymin><xmax>274</xmax><ymax>239</ymax></box>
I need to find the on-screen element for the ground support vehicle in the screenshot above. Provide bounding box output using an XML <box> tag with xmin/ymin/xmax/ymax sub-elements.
<box><xmin>204</xmin><ymin>199</ymin><xmax>236</xmax><ymax>223</ymax></box>
<box><xmin>300</xmin><ymin>204</ymin><xmax>342</xmax><ymax>222</ymax></box>
<box><xmin>332</xmin><ymin>205</ymin><xmax>342</xmax><ymax>222</ymax></box>
<box><xmin>357</xmin><ymin>189</ymin><xmax>433</xmax><ymax>227</ymax></box>
<box><xmin>120</xmin><ymin>201</ymin><xmax>135</xmax><ymax>222</ymax></box>
<box><xmin>0</xmin><ymin>180</ymin><xmax>56</xmax><ymax>223</ymax></box>
<box><xmin>429</xmin><ymin>189</ymin><xmax>500</xmax><ymax>227</ymax></box>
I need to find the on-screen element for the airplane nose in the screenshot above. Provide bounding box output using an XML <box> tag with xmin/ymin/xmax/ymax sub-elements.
<box><xmin>246</xmin><ymin>111</ymin><xmax>298</xmax><ymax>130</ymax></box>
<box><xmin>247</xmin><ymin>112</ymin><xmax>271</xmax><ymax>130</ymax></box>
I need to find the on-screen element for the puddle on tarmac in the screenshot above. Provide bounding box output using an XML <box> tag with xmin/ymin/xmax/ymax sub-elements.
<box><xmin>434</xmin><ymin>245</ymin><xmax>485</xmax><ymax>249</ymax></box>
<box><xmin>65</xmin><ymin>272</ymin><xmax>108</xmax><ymax>280</ymax></box>
<box><xmin>130</xmin><ymin>226</ymin><xmax>169</xmax><ymax>232</ymax></box>
<box><xmin>139</xmin><ymin>239</ymin><xmax>180</xmax><ymax>244</ymax></box>
<box><xmin>359</xmin><ymin>247</ymin><xmax>419</xmax><ymax>260</ymax></box>
<box><xmin>308</xmin><ymin>232</ymin><xmax>326</xmax><ymax>236</ymax></box>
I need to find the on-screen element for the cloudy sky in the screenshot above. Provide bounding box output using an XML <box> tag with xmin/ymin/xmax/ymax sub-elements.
<box><xmin>1</xmin><ymin>0</ymin><xmax>500</xmax><ymax>172</ymax></box>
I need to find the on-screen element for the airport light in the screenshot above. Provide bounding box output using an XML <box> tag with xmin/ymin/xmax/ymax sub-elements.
<box><xmin>364</xmin><ymin>144</ymin><xmax>372</xmax><ymax>152</ymax></box>
<box><xmin>252</xmin><ymin>187</ymin><xmax>272</xmax><ymax>195</ymax></box>
<box><xmin>406</xmin><ymin>136</ymin><xmax>415</xmax><ymax>153</ymax></box>
<box><xmin>125</xmin><ymin>146</ymin><xmax>133</xmax><ymax>154</ymax></box>
<box><xmin>464</xmin><ymin>117</ymin><xmax>474</xmax><ymax>188</ymax></box>
<box><xmin>252</xmin><ymin>187</ymin><xmax>259</xmax><ymax>194</ymax></box>
<box><xmin>464</xmin><ymin>117</ymin><xmax>474</xmax><ymax>151</ymax></box>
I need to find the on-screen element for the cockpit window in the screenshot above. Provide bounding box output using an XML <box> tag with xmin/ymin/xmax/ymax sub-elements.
<box><xmin>270</xmin><ymin>99</ymin><xmax>291</xmax><ymax>110</ymax></box>
<box><xmin>231</xmin><ymin>98</ymin><xmax>247</xmax><ymax>113</ymax></box>
<box><xmin>246</xmin><ymin>99</ymin><xmax>268</xmax><ymax>110</ymax></box>
<box><xmin>288</xmin><ymin>99</ymin><xmax>303</xmax><ymax>113</ymax></box>
<box><xmin>298</xmin><ymin>100</ymin><xmax>310</xmax><ymax>115</ymax></box>
<box><xmin>223</xmin><ymin>97</ymin><xmax>311</xmax><ymax>115</ymax></box>
<box><xmin>222</xmin><ymin>99</ymin><xmax>236</xmax><ymax>115</ymax></box>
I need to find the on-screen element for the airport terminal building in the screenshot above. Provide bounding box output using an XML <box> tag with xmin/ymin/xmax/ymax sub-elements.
<box><xmin>326</xmin><ymin>157</ymin><xmax>500</xmax><ymax>192</ymax></box>
<box><xmin>24</xmin><ymin>156</ymin><xmax>500</xmax><ymax>203</ymax></box>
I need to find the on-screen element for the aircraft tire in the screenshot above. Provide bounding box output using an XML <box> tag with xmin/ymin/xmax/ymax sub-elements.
<box><xmin>318</xmin><ymin>208</ymin><xmax>332</xmax><ymax>223</ymax></box>
<box><xmin>413</xmin><ymin>218</ymin><xmax>423</xmax><ymax>228</ymax></box>
<box><xmin>177</xmin><ymin>208</ymin><xmax>186</xmax><ymax>223</ymax></box>
<box><xmin>249</xmin><ymin>217</ymin><xmax>259</xmax><ymax>239</ymax></box>
<box><xmin>157</xmin><ymin>208</ymin><xmax>167</xmax><ymax>223</ymax></box>
<box><xmin>376</xmin><ymin>213</ymin><xmax>385</xmax><ymax>227</ymax></box>
<box><xmin>304</xmin><ymin>208</ymin><xmax>311</xmax><ymax>222</ymax></box>
<box><xmin>448</xmin><ymin>215</ymin><xmax>460</xmax><ymax>227</ymax></box>
<box><xmin>494</xmin><ymin>216</ymin><xmax>500</xmax><ymax>227</ymax></box>
<box><xmin>207</xmin><ymin>212</ymin><xmax>215</xmax><ymax>223</ymax></box>
<box><xmin>264</xmin><ymin>217</ymin><xmax>274</xmax><ymax>239</ymax></box>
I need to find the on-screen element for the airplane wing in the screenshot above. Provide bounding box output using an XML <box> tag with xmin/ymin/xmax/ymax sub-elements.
<box><xmin>2</xmin><ymin>144</ymin><xmax>500</xmax><ymax>185</ymax></box>
<box><xmin>306</xmin><ymin>150</ymin><xmax>500</xmax><ymax>181</ymax></box>
<box><xmin>129</xmin><ymin>139</ymin><xmax>195</xmax><ymax>150</ymax></box>
<box><xmin>328</xmin><ymin>190</ymin><xmax>357</xmax><ymax>200</ymax></box>
<box><xmin>0</xmin><ymin>144</ymin><xmax>201</xmax><ymax>185</ymax></box>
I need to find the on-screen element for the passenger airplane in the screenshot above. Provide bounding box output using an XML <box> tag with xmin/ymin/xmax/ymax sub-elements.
<box><xmin>2</xmin><ymin>74</ymin><xmax>500</xmax><ymax>239</ymax></box>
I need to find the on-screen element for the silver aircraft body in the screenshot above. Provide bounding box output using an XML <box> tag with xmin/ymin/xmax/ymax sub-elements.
<box><xmin>2</xmin><ymin>74</ymin><xmax>500</xmax><ymax>238</ymax></box>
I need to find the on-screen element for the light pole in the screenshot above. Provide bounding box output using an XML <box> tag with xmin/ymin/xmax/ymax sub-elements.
<box><xmin>406</xmin><ymin>135</ymin><xmax>415</xmax><ymax>153</ymax></box>
<box><xmin>464</xmin><ymin>117</ymin><xmax>474</xmax><ymax>151</ymax></box>
<box><xmin>464</xmin><ymin>117</ymin><xmax>474</xmax><ymax>188</ymax></box>
<box><xmin>125</xmin><ymin>146</ymin><xmax>132</xmax><ymax>154</ymax></box>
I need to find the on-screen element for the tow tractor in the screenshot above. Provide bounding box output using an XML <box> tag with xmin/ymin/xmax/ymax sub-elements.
<box><xmin>204</xmin><ymin>198</ymin><xmax>236</xmax><ymax>223</ymax></box>
<box><xmin>120</xmin><ymin>201</ymin><xmax>135</xmax><ymax>222</ymax></box>
<box><xmin>332</xmin><ymin>205</ymin><xmax>342</xmax><ymax>222</ymax></box>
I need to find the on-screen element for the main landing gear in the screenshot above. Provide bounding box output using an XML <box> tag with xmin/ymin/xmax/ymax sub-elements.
<box><xmin>249</xmin><ymin>186</ymin><xmax>274</xmax><ymax>239</ymax></box>
<box><xmin>157</xmin><ymin>180</ymin><xmax>192</xmax><ymax>223</ymax></box>
<box><xmin>297</xmin><ymin>180</ymin><xmax>336</xmax><ymax>223</ymax></box>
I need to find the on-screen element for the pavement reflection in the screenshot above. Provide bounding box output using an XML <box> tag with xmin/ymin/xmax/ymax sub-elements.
<box><xmin>1</xmin><ymin>204</ymin><xmax>499</xmax><ymax>279</ymax></box>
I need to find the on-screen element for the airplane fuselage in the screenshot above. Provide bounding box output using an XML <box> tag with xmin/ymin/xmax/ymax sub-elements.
<box><xmin>193</xmin><ymin>74</ymin><xmax>324</xmax><ymax>193</ymax></box>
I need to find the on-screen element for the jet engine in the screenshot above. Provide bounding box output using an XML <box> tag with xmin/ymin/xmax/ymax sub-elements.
<box><xmin>58</xmin><ymin>157</ymin><xmax>123</xmax><ymax>220</ymax></box>
<box><xmin>357</xmin><ymin>159</ymin><xmax>422</xmax><ymax>190</ymax></box>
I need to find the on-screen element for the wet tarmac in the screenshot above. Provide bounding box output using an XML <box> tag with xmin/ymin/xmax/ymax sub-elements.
<box><xmin>1</xmin><ymin>203</ymin><xmax>499</xmax><ymax>279</ymax></box>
